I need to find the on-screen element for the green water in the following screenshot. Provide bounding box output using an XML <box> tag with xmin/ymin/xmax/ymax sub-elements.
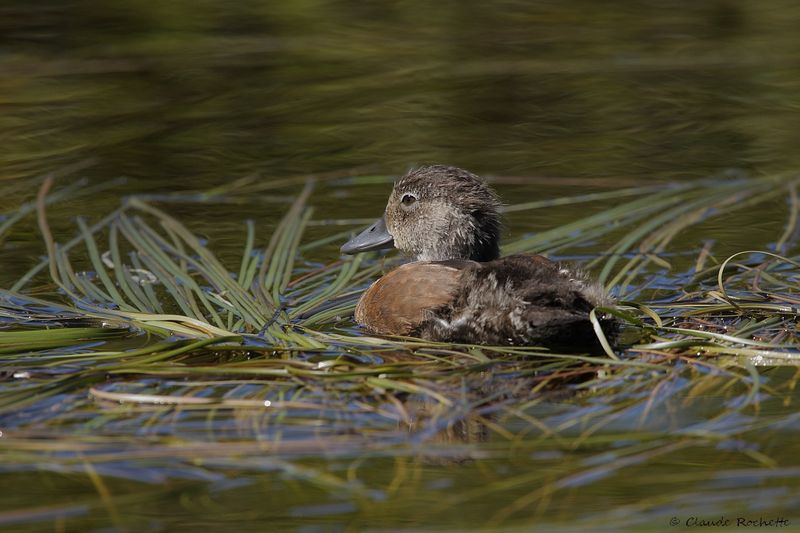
<box><xmin>2</xmin><ymin>2</ymin><xmax>800</xmax><ymax>531</ymax></box>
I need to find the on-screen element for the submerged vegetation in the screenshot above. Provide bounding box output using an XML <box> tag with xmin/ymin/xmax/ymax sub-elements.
<box><xmin>1</xmin><ymin>164</ymin><xmax>799</xmax><ymax>529</ymax></box>
<box><xmin>3</xmin><ymin>0</ymin><xmax>800</xmax><ymax>529</ymax></box>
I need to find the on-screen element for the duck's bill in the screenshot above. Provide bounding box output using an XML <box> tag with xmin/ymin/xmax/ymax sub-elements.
<box><xmin>341</xmin><ymin>216</ymin><xmax>395</xmax><ymax>254</ymax></box>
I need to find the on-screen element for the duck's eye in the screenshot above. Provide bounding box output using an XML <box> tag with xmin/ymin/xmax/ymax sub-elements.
<box><xmin>400</xmin><ymin>193</ymin><xmax>417</xmax><ymax>207</ymax></box>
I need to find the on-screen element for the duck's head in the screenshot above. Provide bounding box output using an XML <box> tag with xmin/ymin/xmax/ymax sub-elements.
<box><xmin>341</xmin><ymin>165</ymin><xmax>502</xmax><ymax>262</ymax></box>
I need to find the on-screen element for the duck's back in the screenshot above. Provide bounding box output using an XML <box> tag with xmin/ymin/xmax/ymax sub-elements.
<box><xmin>419</xmin><ymin>254</ymin><xmax>614</xmax><ymax>351</ymax></box>
<box><xmin>355</xmin><ymin>254</ymin><xmax>615</xmax><ymax>351</ymax></box>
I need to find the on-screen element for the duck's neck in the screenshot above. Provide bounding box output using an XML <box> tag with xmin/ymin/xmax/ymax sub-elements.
<box><xmin>469</xmin><ymin>205</ymin><xmax>502</xmax><ymax>261</ymax></box>
<box><xmin>404</xmin><ymin>207</ymin><xmax>502</xmax><ymax>263</ymax></box>
<box><xmin>414</xmin><ymin>234</ymin><xmax>500</xmax><ymax>263</ymax></box>
<box><xmin>470</xmin><ymin>239</ymin><xmax>500</xmax><ymax>262</ymax></box>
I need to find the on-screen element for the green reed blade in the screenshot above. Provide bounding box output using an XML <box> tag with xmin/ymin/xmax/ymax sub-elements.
<box><xmin>120</xmin><ymin>214</ymin><xmax>212</xmax><ymax>320</ymax></box>
<box><xmin>289</xmin><ymin>255</ymin><xmax>363</xmax><ymax>319</ymax></box>
<box><xmin>117</xmin><ymin>215</ymin><xmax>199</xmax><ymax>319</ymax></box>
<box><xmin>237</xmin><ymin>220</ymin><xmax>256</xmax><ymax>290</ymax></box>
<box><xmin>127</xmin><ymin>202</ymin><xmax>268</xmax><ymax>329</ymax></box>
<box><xmin>76</xmin><ymin>217</ymin><xmax>136</xmax><ymax>312</ymax></box>
<box><xmin>127</xmin><ymin>249</ymin><xmax>165</xmax><ymax>314</ymax></box>
<box><xmin>258</xmin><ymin>180</ymin><xmax>314</xmax><ymax>309</ymax></box>
<box><xmin>107</xmin><ymin>222</ymin><xmax>151</xmax><ymax>312</ymax></box>
<box><xmin>18</xmin><ymin>197</ymin><xmax>128</xmax><ymax>292</ymax></box>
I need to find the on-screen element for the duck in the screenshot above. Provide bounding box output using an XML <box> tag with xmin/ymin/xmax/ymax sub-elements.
<box><xmin>340</xmin><ymin>165</ymin><xmax>616</xmax><ymax>351</ymax></box>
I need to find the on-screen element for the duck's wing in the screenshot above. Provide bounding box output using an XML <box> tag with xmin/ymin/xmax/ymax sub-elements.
<box><xmin>354</xmin><ymin>261</ymin><xmax>472</xmax><ymax>336</ymax></box>
<box><xmin>507</xmin><ymin>253</ymin><xmax>613</xmax><ymax>308</ymax></box>
<box><xmin>491</xmin><ymin>253</ymin><xmax>560</xmax><ymax>274</ymax></box>
<box><xmin>417</xmin><ymin>254</ymin><xmax>617</xmax><ymax>351</ymax></box>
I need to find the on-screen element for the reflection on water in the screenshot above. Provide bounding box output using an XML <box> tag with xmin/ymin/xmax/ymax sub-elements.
<box><xmin>2</xmin><ymin>1</ymin><xmax>800</xmax><ymax>531</ymax></box>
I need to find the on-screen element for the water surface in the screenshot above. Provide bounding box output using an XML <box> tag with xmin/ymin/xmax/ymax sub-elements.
<box><xmin>1</xmin><ymin>2</ymin><xmax>800</xmax><ymax>531</ymax></box>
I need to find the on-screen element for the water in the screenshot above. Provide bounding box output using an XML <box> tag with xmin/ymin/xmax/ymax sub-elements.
<box><xmin>2</xmin><ymin>1</ymin><xmax>800</xmax><ymax>531</ymax></box>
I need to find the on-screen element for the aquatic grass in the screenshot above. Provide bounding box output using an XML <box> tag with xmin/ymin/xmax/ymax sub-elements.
<box><xmin>25</xmin><ymin>180</ymin><xmax>329</xmax><ymax>340</ymax></box>
<box><xmin>9</xmin><ymin>170</ymin><xmax>800</xmax><ymax>368</ymax></box>
<box><xmin>0</xmin><ymin>327</ymin><xmax>130</xmax><ymax>354</ymax></box>
<box><xmin>1</xmin><ymin>169</ymin><xmax>800</xmax><ymax>530</ymax></box>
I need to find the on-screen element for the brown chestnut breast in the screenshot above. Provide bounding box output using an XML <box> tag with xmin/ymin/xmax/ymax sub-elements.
<box><xmin>354</xmin><ymin>261</ymin><xmax>474</xmax><ymax>336</ymax></box>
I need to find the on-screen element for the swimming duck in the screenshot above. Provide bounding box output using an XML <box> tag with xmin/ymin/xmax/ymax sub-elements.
<box><xmin>341</xmin><ymin>165</ymin><xmax>616</xmax><ymax>351</ymax></box>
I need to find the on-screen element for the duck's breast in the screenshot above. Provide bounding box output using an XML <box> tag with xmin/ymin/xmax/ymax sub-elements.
<box><xmin>355</xmin><ymin>261</ymin><xmax>469</xmax><ymax>336</ymax></box>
